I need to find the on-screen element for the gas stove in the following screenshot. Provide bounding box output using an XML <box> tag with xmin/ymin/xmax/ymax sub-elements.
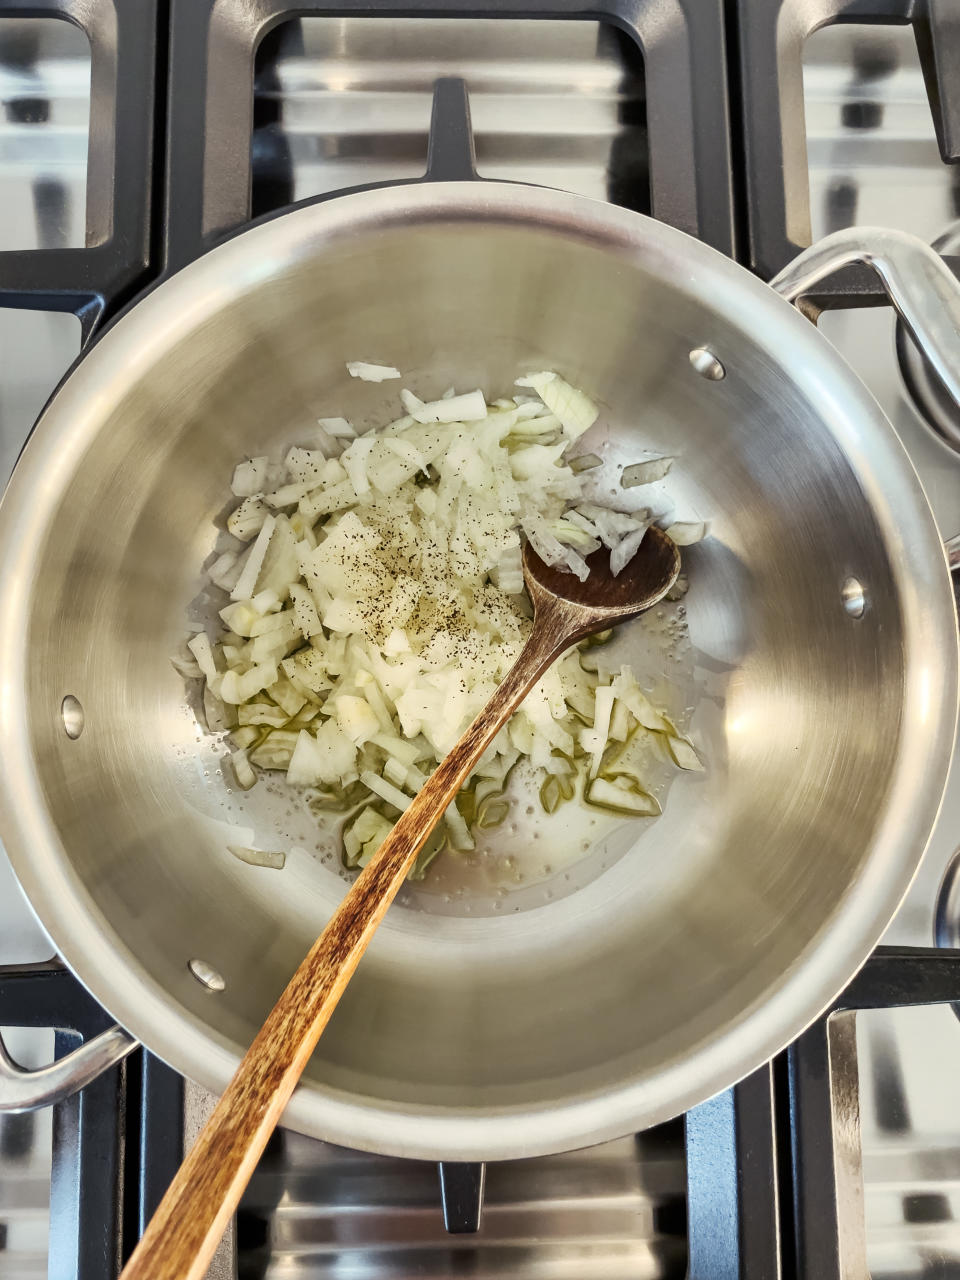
<box><xmin>1</xmin><ymin>3</ymin><xmax>960</xmax><ymax>1277</ymax></box>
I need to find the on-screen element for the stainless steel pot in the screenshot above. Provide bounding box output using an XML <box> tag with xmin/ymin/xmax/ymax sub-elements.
<box><xmin>0</xmin><ymin>184</ymin><xmax>957</xmax><ymax>1160</ymax></box>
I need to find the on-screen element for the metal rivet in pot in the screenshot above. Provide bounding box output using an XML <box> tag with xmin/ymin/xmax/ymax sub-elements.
<box><xmin>841</xmin><ymin>576</ymin><xmax>866</xmax><ymax>618</ymax></box>
<box><xmin>61</xmin><ymin>695</ymin><xmax>84</xmax><ymax>739</ymax></box>
<box><xmin>689</xmin><ymin>348</ymin><xmax>726</xmax><ymax>381</ymax></box>
<box><xmin>188</xmin><ymin>959</ymin><xmax>225</xmax><ymax>992</ymax></box>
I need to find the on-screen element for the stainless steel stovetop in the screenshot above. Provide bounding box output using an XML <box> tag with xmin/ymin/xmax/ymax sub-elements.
<box><xmin>2</xmin><ymin>11</ymin><xmax>960</xmax><ymax>1278</ymax></box>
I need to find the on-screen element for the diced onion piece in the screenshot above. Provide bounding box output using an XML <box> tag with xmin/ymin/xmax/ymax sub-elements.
<box><xmin>548</xmin><ymin>518</ymin><xmax>600</xmax><ymax>552</ymax></box>
<box><xmin>667</xmin><ymin>735</ymin><xmax>704</xmax><ymax>771</ymax></box>
<box><xmin>285</xmin><ymin>447</ymin><xmax>328</xmax><ymax>484</ymax></box>
<box><xmin>207</xmin><ymin>551</ymin><xmax>241</xmax><ymax>592</ymax></box>
<box><xmin>517</xmin><ymin>371</ymin><xmax>598</xmax><ymax>441</ymax></box>
<box><xmin>510</xmin><ymin>441</ymin><xmax>567</xmax><ymax>481</ymax></box>
<box><xmin>372</xmin><ymin>732</ymin><xmax>426</xmax><ymax>766</ymax></box>
<box><xmin>610</xmin><ymin>525</ymin><xmax>649</xmax><ymax>577</ymax></box>
<box><xmin>588</xmin><ymin>685</ymin><xmax>615</xmax><ymax>778</ymax></box>
<box><xmin>585</xmin><ymin>776</ymin><xmax>661</xmax><ymax>816</ymax></box>
<box><xmin>346</xmin><ymin>361</ymin><xmax>401</xmax><ymax>382</ymax></box>
<box><xmin>231</xmin><ymin>457</ymin><xmax>269</xmax><ymax>497</ymax></box>
<box><xmin>360</xmin><ymin>769</ymin><xmax>411</xmax><ymax>813</ymax></box>
<box><xmin>219</xmin><ymin>600</ymin><xmax>258</xmax><ymax>637</ymax></box>
<box><xmin>400</xmin><ymin>388</ymin><xmax>424</xmax><ymax>414</ymax></box>
<box><xmin>621</xmin><ymin>457</ymin><xmax>674</xmax><ymax>487</ymax></box>
<box><xmin>335</xmin><ymin>695</ymin><xmax>380</xmax><ymax>745</ymax></box>
<box><xmin>288</xmin><ymin>583</ymin><xmax>323</xmax><ymax>638</ymax></box>
<box><xmin>287</xmin><ymin>722</ymin><xmax>356</xmax><ymax>785</ymax></box>
<box><xmin>611</xmin><ymin>666</ymin><xmax>669</xmax><ymax>732</ymax></box>
<box><xmin>350</xmin><ymin>808</ymin><xmax>395</xmax><ymax>868</ymax></box>
<box><xmin>491</xmin><ymin>544</ymin><xmax>523</xmax><ymax>595</ymax></box>
<box><xmin>444</xmin><ymin>800</ymin><xmax>475</xmax><ymax>851</ymax></box>
<box><xmin>228</xmin><ymin>497</ymin><xmax>270</xmax><ymax>541</ymax></box>
<box><xmin>383</xmin><ymin>628</ymin><xmax>410</xmax><ymax>656</ymax></box>
<box><xmin>228</xmin><ymin>750</ymin><xmax>257</xmax><ymax>790</ymax></box>
<box><xmin>170</xmin><ymin>652</ymin><xmax>202</xmax><ymax>679</ymax></box>
<box><xmin>227</xmin><ymin>845</ymin><xmax>286</xmax><ymax>870</ymax></box>
<box><xmin>238</xmin><ymin>702</ymin><xmax>288</xmax><ymax>727</ymax></box>
<box><xmin>383</xmin><ymin>756</ymin><xmax>410</xmax><ymax>790</ymax></box>
<box><xmin>522</xmin><ymin>515</ymin><xmax>589</xmax><ymax>581</ymax></box>
<box><xmin>341</xmin><ymin>437</ymin><xmax>375</xmax><ymax>497</ymax></box>
<box><xmin>250</xmin><ymin>730</ymin><xmax>298</xmax><ymax>770</ymax></box>
<box><xmin>203</xmin><ymin>686</ymin><xmax>233</xmax><ymax>733</ymax></box>
<box><xmin>187</xmin><ymin>632</ymin><xmax>219</xmax><ymax>684</ymax></box>
<box><xmin>318</xmin><ymin>416</ymin><xmax>355</xmax><ymax>438</ymax></box>
<box><xmin>263</xmin><ymin>481</ymin><xmax>311</xmax><ymax>509</ymax></box>
<box><xmin>219</xmin><ymin>662</ymin><xmax>278</xmax><ymax>705</ymax></box>
<box><xmin>575</xmin><ymin>503</ymin><xmax>648</xmax><ymax>552</ymax></box>
<box><xmin>230</xmin><ymin>515</ymin><xmax>276</xmax><ymax>601</ymax></box>
<box><xmin>569</xmin><ymin>453</ymin><xmax>602</xmax><ymax>473</ymax></box>
<box><xmin>411</xmin><ymin>390</ymin><xmax>487</xmax><ymax>423</ymax></box>
<box><xmin>664</xmin><ymin>520</ymin><xmax>708</xmax><ymax>546</ymax></box>
<box><xmin>515</xmin><ymin>371</ymin><xmax>556</xmax><ymax>389</ymax></box>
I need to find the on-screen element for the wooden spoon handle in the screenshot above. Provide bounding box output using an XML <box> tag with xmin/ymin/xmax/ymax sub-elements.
<box><xmin>120</xmin><ymin>613</ymin><xmax>566</xmax><ymax>1280</ymax></box>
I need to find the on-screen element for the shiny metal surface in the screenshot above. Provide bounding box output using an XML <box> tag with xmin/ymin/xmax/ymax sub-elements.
<box><xmin>801</xmin><ymin>24</ymin><xmax>960</xmax><ymax>1280</ymax></box>
<box><xmin>240</xmin><ymin>1123</ymin><xmax>686</xmax><ymax>1278</ymax></box>
<box><xmin>0</xmin><ymin>1022</ymin><xmax>136</xmax><ymax>1112</ymax></box>
<box><xmin>251</xmin><ymin>18</ymin><xmax>648</xmax><ymax>212</ymax></box>
<box><xmin>803</xmin><ymin>25</ymin><xmax>960</xmax><ymax>246</ymax></box>
<box><xmin>0</xmin><ymin>182</ymin><xmax>954</xmax><ymax>1162</ymax></box>
<box><xmin>897</xmin><ymin>222</ymin><xmax>960</xmax><ymax>453</ymax></box>
<box><xmin>771</xmin><ymin>225</ymin><xmax>960</xmax><ymax>428</ymax></box>
<box><xmin>0</xmin><ymin>1028</ymin><xmax>54</xmax><ymax>1279</ymax></box>
<box><xmin>0</xmin><ymin>17</ymin><xmax>90</xmax><ymax>252</ymax></box>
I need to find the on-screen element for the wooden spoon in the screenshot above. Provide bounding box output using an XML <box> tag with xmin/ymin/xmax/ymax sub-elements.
<box><xmin>121</xmin><ymin>530</ymin><xmax>681</xmax><ymax>1280</ymax></box>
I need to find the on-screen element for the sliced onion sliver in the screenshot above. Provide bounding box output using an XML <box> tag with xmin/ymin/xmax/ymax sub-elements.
<box><xmin>663</xmin><ymin>520</ymin><xmax>708</xmax><ymax>546</ymax></box>
<box><xmin>346</xmin><ymin>361</ymin><xmax>401</xmax><ymax>382</ymax></box>
<box><xmin>621</xmin><ymin>457</ymin><xmax>673</xmax><ymax>487</ymax></box>
<box><xmin>569</xmin><ymin>453</ymin><xmax>602</xmax><ymax>473</ymax></box>
<box><xmin>610</xmin><ymin>525</ymin><xmax>649</xmax><ymax>577</ymax></box>
<box><xmin>226</xmin><ymin>845</ymin><xmax>286</xmax><ymax>870</ymax></box>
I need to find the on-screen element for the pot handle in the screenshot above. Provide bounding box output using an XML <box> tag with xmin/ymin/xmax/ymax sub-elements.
<box><xmin>772</xmin><ymin>229</ymin><xmax>960</xmax><ymax>583</ymax></box>
<box><xmin>770</xmin><ymin>227</ymin><xmax>960</xmax><ymax>412</ymax></box>
<box><xmin>0</xmin><ymin>1023</ymin><xmax>138</xmax><ymax>1112</ymax></box>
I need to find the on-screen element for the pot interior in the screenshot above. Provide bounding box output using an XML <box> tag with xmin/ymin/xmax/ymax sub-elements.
<box><xmin>5</xmin><ymin>189</ymin><xmax>948</xmax><ymax>1156</ymax></box>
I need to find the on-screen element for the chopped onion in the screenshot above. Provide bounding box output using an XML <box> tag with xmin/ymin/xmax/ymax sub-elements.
<box><xmin>360</xmin><ymin>769</ymin><xmax>411</xmax><ymax>813</ymax></box>
<box><xmin>207</xmin><ymin>551</ymin><xmax>241</xmax><ymax>592</ymax></box>
<box><xmin>228</xmin><ymin>750</ymin><xmax>257</xmax><ymax>790</ymax></box>
<box><xmin>231</xmin><ymin>457</ymin><xmax>269</xmax><ymax>497</ymax></box>
<box><xmin>569</xmin><ymin>453</ymin><xmax>602</xmax><ymax>473</ymax></box>
<box><xmin>318</xmin><ymin>416</ymin><xmax>355</xmax><ymax>438</ymax></box>
<box><xmin>184</xmin><ymin>371</ymin><xmax>704</xmax><ymax>881</ymax></box>
<box><xmin>610</xmin><ymin>525</ymin><xmax>649</xmax><ymax>577</ymax></box>
<box><xmin>170</xmin><ymin>652</ymin><xmax>202</xmax><ymax>680</ymax></box>
<box><xmin>585</xmin><ymin>776</ymin><xmax>661</xmax><ymax>816</ymax></box>
<box><xmin>621</xmin><ymin>457</ymin><xmax>674</xmax><ymax>487</ymax></box>
<box><xmin>227</xmin><ymin>845</ymin><xmax>286</xmax><ymax>870</ymax></box>
<box><xmin>346</xmin><ymin>361</ymin><xmax>401</xmax><ymax>382</ymax></box>
<box><xmin>517</xmin><ymin>371</ymin><xmax>598</xmax><ymax>441</ymax></box>
<box><xmin>663</xmin><ymin>520</ymin><xmax>708</xmax><ymax>546</ymax></box>
<box><xmin>228</xmin><ymin>497</ymin><xmax>270</xmax><ymax>541</ymax></box>
<box><xmin>411</xmin><ymin>389</ymin><xmax>486</xmax><ymax>423</ymax></box>
<box><xmin>667</xmin><ymin>735</ymin><xmax>704</xmax><ymax>771</ymax></box>
<box><xmin>230</xmin><ymin>515</ymin><xmax>276</xmax><ymax>601</ymax></box>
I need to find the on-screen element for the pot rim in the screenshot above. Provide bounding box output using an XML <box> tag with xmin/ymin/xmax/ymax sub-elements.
<box><xmin>0</xmin><ymin>181</ymin><xmax>956</xmax><ymax>1160</ymax></box>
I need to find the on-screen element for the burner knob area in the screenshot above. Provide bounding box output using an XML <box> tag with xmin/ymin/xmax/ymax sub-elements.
<box><xmin>896</xmin><ymin>223</ymin><xmax>960</xmax><ymax>455</ymax></box>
